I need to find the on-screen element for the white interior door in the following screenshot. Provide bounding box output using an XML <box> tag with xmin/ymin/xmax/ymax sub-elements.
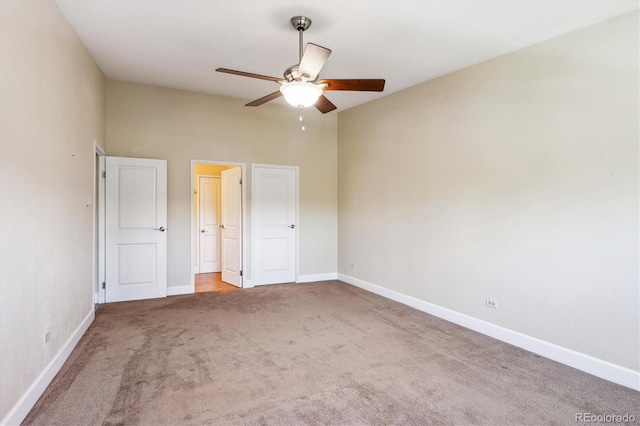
<box><xmin>252</xmin><ymin>165</ymin><xmax>297</xmax><ymax>285</ymax></box>
<box><xmin>198</xmin><ymin>176</ymin><xmax>221</xmax><ymax>273</ymax></box>
<box><xmin>105</xmin><ymin>156</ymin><xmax>167</xmax><ymax>303</ymax></box>
<box><xmin>221</xmin><ymin>167</ymin><xmax>242</xmax><ymax>287</ymax></box>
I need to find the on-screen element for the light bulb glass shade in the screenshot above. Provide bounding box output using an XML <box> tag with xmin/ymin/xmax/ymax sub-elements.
<box><xmin>279</xmin><ymin>81</ymin><xmax>323</xmax><ymax>107</ymax></box>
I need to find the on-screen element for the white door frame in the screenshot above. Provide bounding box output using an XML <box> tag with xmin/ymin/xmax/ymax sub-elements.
<box><xmin>190</xmin><ymin>159</ymin><xmax>248</xmax><ymax>291</ymax></box>
<box><xmin>251</xmin><ymin>163</ymin><xmax>300</xmax><ymax>285</ymax></box>
<box><xmin>94</xmin><ymin>142</ymin><xmax>106</xmax><ymax>305</ymax></box>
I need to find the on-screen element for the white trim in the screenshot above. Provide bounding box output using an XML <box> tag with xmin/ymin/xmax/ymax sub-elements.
<box><xmin>243</xmin><ymin>279</ymin><xmax>254</xmax><ymax>288</ymax></box>
<box><xmin>338</xmin><ymin>273</ymin><xmax>640</xmax><ymax>391</ymax></box>
<box><xmin>295</xmin><ymin>169</ymin><xmax>299</xmax><ymax>284</ymax></box>
<box><xmin>96</xmin><ymin>155</ymin><xmax>106</xmax><ymax>304</ymax></box>
<box><xmin>190</xmin><ymin>160</ymin><xmax>247</xmax><ymax>290</ymax></box>
<box><xmin>297</xmin><ymin>273</ymin><xmax>338</xmax><ymax>283</ymax></box>
<box><xmin>1</xmin><ymin>310</ymin><xmax>95</xmax><ymax>426</ymax></box>
<box><xmin>167</xmin><ymin>285</ymin><xmax>193</xmax><ymax>296</ymax></box>
<box><xmin>94</xmin><ymin>141</ymin><xmax>106</xmax><ymax>156</ymax></box>
<box><xmin>93</xmin><ymin>144</ymin><xmax>106</xmax><ymax>306</ymax></box>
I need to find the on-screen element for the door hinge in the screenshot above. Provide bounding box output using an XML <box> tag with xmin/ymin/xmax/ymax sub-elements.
<box><xmin>101</xmin><ymin>282</ymin><xmax>106</xmax><ymax>289</ymax></box>
<box><xmin>101</xmin><ymin>171</ymin><xmax>106</xmax><ymax>178</ymax></box>
<box><xmin>240</xmin><ymin>270</ymin><xmax>243</xmax><ymax>277</ymax></box>
<box><xmin>239</xmin><ymin>178</ymin><xmax>242</xmax><ymax>185</ymax></box>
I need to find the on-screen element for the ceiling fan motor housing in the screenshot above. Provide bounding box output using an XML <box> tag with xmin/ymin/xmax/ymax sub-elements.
<box><xmin>283</xmin><ymin>65</ymin><xmax>299</xmax><ymax>82</ymax></box>
<box><xmin>284</xmin><ymin>65</ymin><xmax>318</xmax><ymax>83</ymax></box>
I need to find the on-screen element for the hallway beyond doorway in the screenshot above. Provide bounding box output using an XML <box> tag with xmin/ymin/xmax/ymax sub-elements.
<box><xmin>195</xmin><ymin>273</ymin><xmax>238</xmax><ymax>293</ymax></box>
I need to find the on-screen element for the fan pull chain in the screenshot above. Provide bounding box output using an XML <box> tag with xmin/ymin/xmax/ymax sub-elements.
<box><xmin>299</xmin><ymin>106</ymin><xmax>305</xmax><ymax>131</ymax></box>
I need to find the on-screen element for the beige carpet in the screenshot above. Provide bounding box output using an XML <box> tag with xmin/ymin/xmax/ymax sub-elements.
<box><xmin>24</xmin><ymin>281</ymin><xmax>638</xmax><ymax>425</ymax></box>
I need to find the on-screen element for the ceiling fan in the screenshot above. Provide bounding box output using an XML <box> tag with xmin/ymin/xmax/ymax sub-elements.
<box><xmin>216</xmin><ymin>16</ymin><xmax>385</xmax><ymax>114</ymax></box>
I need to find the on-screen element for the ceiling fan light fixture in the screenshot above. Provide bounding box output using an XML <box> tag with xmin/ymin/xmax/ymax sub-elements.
<box><xmin>216</xmin><ymin>15</ymin><xmax>384</xmax><ymax>114</ymax></box>
<box><xmin>279</xmin><ymin>81</ymin><xmax>323</xmax><ymax>108</ymax></box>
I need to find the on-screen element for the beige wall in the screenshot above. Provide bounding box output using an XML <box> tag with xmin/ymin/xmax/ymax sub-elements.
<box><xmin>338</xmin><ymin>12</ymin><xmax>639</xmax><ymax>371</ymax></box>
<box><xmin>0</xmin><ymin>0</ymin><xmax>106</xmax><ymax>420</ymax></box>
<box><xmin>106</xmin><ymin>81</ymin><xmax>338</xmax><ymax>286</ymax></box>
<box><xmin>1</xmin><ymin>4</ymin><xmax>635</xmax><ymax>420</ymax></box>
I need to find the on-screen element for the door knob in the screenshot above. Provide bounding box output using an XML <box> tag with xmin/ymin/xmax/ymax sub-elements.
<box><xmin>154</xmin><ymin>226</ymin><xmax>166</xmax><ymax>232</ymax></box>
<box><xmin>200</xmin><ymin>229</ymin><xmax>205</xmax><ymax>233</ymax></box>
<box><xmin>289</xmin><ymin>224</ymin><xmax>295</xmax><ymax>229</ymax></box>
<box><xmin>220</xmin><ymin>224</ymin><xmax>225</xmax><ymax>229</ymax></box>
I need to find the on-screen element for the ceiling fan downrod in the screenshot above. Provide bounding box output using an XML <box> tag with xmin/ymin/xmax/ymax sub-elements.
<box><xmin>290</xmin><ymin>16</ymin><xmax>312</xmax><ymax>62</ymax></box>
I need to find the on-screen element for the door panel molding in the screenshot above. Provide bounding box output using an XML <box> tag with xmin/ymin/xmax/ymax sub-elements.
<box><xmin>221</xmin><ymin>167</ymin><xmax>242</xmax><ymax>287</ymax></box>
<box><xmin>251</xmin><ymin>164</ymin><xmax>299</xmax><ymax>286</ymax></box>
<box><xmin>198</xmin><ymin>176</ymin><xmax>221</xmax><ymax>273</ymax></box>
<box><xmin>105</xmin><ymin>156</ymin><xmax>167</xmax><ymax>302</ymax></box>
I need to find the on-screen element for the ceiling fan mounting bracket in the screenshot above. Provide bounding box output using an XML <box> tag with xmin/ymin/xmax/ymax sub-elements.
<box><xmin>290</xmin><ymin>16</ymin><xmax>312</xmax><ymax>32</ymax></box>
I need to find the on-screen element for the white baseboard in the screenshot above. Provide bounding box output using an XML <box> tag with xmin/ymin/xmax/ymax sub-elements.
<box><xmin>297</xmin><ymin>273</ymin><xmax>339</xmax><ymax>283</ymax></box>
<box><xmin>338</xmin><ymin>273</ymin><xmax>640</xmax><ymax>391</ymax></box>
<box><xmin>167</xmin><ymin>285</ymin><xmax>193</xmax><ymax>296</ymax></box>
<box><xmin>2</xmin><ymin>310</ymin><xmax>95</xmax><ymax>426</ymax></box>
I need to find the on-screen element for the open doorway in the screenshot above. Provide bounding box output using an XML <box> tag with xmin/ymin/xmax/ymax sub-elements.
<box><xmin>191</xmin><ymin>160</ymin><xmax>246</xmax><ymax>293</ymax></box>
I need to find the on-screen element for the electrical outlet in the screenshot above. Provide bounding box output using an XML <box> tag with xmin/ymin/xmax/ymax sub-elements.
<box><xmin>486</xmin><ymin>298</ymin><xmax>498</xmax><ymax>309</ymax></box>
<box><xmin>44</xmin><ymin>332</ymin><xmax>51</xmax><ymax>344</ymax></box>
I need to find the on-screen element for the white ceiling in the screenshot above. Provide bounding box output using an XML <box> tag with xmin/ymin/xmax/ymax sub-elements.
<box><xmin>56</xmin><ymin>1</ymin><xmax>638</xmax><ymax>113</ymax></box>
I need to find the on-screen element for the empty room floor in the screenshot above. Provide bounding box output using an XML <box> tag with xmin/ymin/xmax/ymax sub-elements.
<box><xmin>24</xmin><ymin>281</ymin><xmax>639</xmax><ymax>425</ymax></box>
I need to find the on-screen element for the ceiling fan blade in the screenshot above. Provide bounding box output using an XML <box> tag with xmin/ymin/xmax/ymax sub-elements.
<box><xmin>298</xmin><ymin>43</ymin><xmax>331</xmax><ymax>80</ymax></box>
<box><xmin>216</xmin><ymin>68</ymin><xmax>281</xmax><ymax>82</ymax></box>
<box><xmin>319</xmin><ymin>79</ymin><xmax>385</xmax><ymax>92</ymax></box>
<box><xmin>245</xmin><ymin>91</ymin><xmax>283</xmax><ymax>107</ymax></box>
<box><xmin>315</xmin><ymin>95</ymin><xmax>337</xmax><ymax>114</ymax></box>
